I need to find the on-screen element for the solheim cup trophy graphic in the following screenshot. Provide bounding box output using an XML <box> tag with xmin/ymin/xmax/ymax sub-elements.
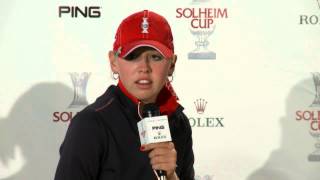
<box><xmin>68</xmin><ymin>72</ymin><xmax>91</xmax><ymax>109</ymax></box>
<box><xmin>188</xmin><ymin>25</ymin><xmax>216</xmax><ymax>60</ymax></box>
<box><xmin>310</xmin><ymin>72</ymin><xmax>320</xmax><ymax>107</ymax></box>
<box><xmin>308</xmin><ymin>131</ymin><xmax>320</xmax><ymax>161</ymax></box>
<box><xmin>308</xmin><ymin>72</ymin><xmax>320</xmax><ymax>161</ymax></box>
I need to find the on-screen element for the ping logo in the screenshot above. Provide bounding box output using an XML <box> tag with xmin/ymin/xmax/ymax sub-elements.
<box><xmin>59</xmin><ymin>6</ymin><xmax>101</xmax><ymax>18</ymax></box>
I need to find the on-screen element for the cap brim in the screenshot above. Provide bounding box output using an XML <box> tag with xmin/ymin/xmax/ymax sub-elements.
<box><xmin>120</xmin><ymin>40</ymin><xmax>173</xmax><ymax>59</ymax></box>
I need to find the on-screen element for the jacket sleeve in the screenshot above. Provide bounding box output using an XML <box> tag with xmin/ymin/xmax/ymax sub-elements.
<box><xmin>179</xmin><ymin>113</ymin><xmax>195</xmax><ymax>180</ymax></box>
<box><xmin>54</xmin><ymin>109</ymin><xmax>108</xmax><ymax>180</ymax></box>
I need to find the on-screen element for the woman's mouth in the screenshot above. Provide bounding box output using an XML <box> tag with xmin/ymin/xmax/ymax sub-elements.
<box><xmin>135</xmin><ymin>79</ymin><xmax>152</xmax><ymax>89</ymax></box>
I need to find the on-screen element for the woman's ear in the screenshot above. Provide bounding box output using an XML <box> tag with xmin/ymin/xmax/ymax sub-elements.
<box><xmin>108</xmin><ymin>50</ymin><xmax>119</xmax><ymax>73</ymax></box>
<box><xmin>168</xmin><ymin>55</ymin><xmax>177</xmax><ymax>75</ymax></box>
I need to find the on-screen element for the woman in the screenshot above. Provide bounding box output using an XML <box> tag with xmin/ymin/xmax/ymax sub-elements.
<box><xmin>54</xmin><ymin>10</ymin><xmax>195</xmax><ymax>180</ymax></box>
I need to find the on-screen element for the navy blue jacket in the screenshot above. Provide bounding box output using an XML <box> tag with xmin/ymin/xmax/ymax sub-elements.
<box><xmin>54</xmin><ymin>85</ymin><xmax>195</xmax><ymax>180</ymax></box>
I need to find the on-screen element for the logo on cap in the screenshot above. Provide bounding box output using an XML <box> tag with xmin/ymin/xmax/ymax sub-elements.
<box><xmin>141</xmin><ymin>17</ymin><xmax>149</xmax><ymax>33</ymax></box>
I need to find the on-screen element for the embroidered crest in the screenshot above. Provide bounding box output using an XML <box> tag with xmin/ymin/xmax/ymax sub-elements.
<box><xmin>141</xmin><ymin>17</ymin><xmax>149</xmax><ymax>34</ymax></box>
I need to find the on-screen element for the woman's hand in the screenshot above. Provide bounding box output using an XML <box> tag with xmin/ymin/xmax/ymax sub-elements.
<box><xmin>141</xmin><ymin>142</ymin><xmax>179</xmax><ymax>180</ymax></box>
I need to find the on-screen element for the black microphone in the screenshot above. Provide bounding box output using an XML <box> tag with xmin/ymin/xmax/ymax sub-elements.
<box><xmin>142</xmin><ymin>103</ymin><xmax>167</xmax><ymax>180</ymax></box>
<box><xmin>142</xmin><ymin>103</ymin><xmax>160</xmax><ymax>117</ymax></box>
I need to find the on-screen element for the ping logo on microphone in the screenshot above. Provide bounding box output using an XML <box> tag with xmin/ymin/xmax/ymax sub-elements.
<box><xmin>137</xmin><ymin>115</ymin><xmax>172</xmax><ymax>145</ymax></box>
<box><xmin>58</xmin><ymin>6</ymin><xmax>101</xmax><ymax>18</ymax></box>
<box><xmin>152</xmin><ymin>125</ymin><xmax>165</xmax><ymax>130</ymax></box>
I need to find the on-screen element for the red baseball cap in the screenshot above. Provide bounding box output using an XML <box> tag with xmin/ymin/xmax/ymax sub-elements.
<box><xmin>113</xmin><ymin>10</ymin><xmax>174</xmax><ymax>59</ymax></box>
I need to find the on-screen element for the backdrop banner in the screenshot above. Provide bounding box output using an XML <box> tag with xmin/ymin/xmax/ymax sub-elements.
<box><xmin>0</xmin><ymin>0</ymin><xmax>319</xmax><ymax>179</ymax></box>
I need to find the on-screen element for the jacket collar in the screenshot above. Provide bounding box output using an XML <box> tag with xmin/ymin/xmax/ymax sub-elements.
<box><xmin>117</xmin><ymin>80</ymin><xmax>179</xmax><ymax>116</ymax></box>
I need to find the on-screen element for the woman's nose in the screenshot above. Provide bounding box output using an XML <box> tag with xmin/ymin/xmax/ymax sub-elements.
<box><xmin>137</xmin><ymin>56</ymin><xmax>152</xmax><ymax>73</ymax></box>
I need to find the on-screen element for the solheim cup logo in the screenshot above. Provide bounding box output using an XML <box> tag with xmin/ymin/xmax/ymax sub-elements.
<box><xmin>295</xmin><ymin>73</ymin><xmax>320</xmax><ymax>161</ymax></box>
<box><xmin>176</xmin><ymin>4</ymin><xmax>228</xmax><ymax>60</ymax></box>
<box><xmin>188</xmin><ymin>25</ymin><xmax>216</xmax><ymax>60</ymax></box>
<box><xmin>194</xmin><ymin>98</ymin><xmax>207</xmax><ymax>114</ymax></box>
<box><xmin>309</xmin><ymin>72</ymin><xmax>320</xmax><ymax>161</ymax></box>
<box><xmin>141</xmin><ymin>17</ymin><xmax>149</xmax><ymax>34</ymax></box>
<box><xmin>68</xmin><ymin>72</ymin><xmax>91</xmax><ymax>109</ymax></box>
<box><xmin>310</xmin><ymin>72</ymin><xmax>320</xmax><ymax>107</ymax></box>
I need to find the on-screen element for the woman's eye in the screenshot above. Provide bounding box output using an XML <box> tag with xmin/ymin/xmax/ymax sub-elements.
<box><xmin>123</xmin><ymin>52</ymin><xmax>139</xmax><ymax>61</ymax></box>
<box><xmin>150</xmin><ymin>54</ymin><xmax>164</xmax><ymax>61</ymax></box>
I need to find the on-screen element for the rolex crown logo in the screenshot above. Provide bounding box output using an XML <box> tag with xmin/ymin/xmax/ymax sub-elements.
<box><xmin>194</xmin><ymin>98</ymin><xmax>207</xmax><ymax>114</ymax></box>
